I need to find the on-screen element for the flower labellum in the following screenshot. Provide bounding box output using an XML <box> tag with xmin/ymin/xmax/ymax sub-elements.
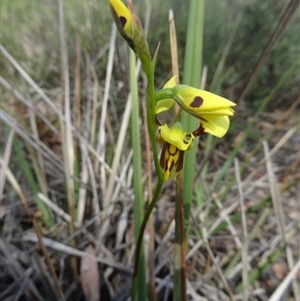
<box><xmin>158</xmin><ymin>122</ymin><xmax>194</xmax><ymax>181</ymax></box>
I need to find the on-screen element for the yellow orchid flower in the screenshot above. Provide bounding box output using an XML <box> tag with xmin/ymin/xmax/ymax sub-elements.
<box><xmin>155</xmin><ymin>76</ymin><xmax>236</xmax><ymax>138</ymax></box>
<box><xmin>157</xmin><ymin>122</ymin><xmax>194</xmax><ymax>181</ymax></box>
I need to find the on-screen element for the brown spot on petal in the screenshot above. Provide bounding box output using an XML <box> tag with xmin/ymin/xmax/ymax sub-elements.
<box><xmin>190</xmin><ymin>96</ymin><xmax>203</xmax><ymax>108</ymax></box>
<box><xmin>119</xmin><ymin>16</ymin><xmax>127</xmax><ymax>28</ymax></box>
<box><xmin>193</xmin><ymin>124</ymin><xmax>206</xmax><ymax>137</ymax></box>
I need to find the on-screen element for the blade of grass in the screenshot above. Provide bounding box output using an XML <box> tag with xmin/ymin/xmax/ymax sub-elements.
<box><xmin>129</xmin><ymin>49</ymin><xmax>146</xmax><ymax>300</ymax></box>
<box><xmin>96</xmin><ymin>24</ymin><xmax>116</xmax><ymax>204</ymax></box>
<box><xmin>73</xmin><ymin>35</ymin><xmax>81</xmax><ymax>225</ymax></box>
<box><xmin>181</xmin><ymin>0</ymin><xmax>205</xmax><ymax>243</ymax></box>
<box><xmin>169</xmin><ymin>9</ymin><xmax>187</xmax><ymax>301</ymax></box>
<box><xmin>73</xmin><ymin>34</ymin><xmax>81</xmax><ymax>135</ymax></box>
<box><xmin>58</xmin><ymin>0</ymin><xmax>77</xmax><ymax>277</ymax></box>
<box><xmin>234</xmin><ymin>159</ymin><xmax>248</xmax><ymax>301</ymax></box>
<box><xmin>28</xmin><ymin>110</ymin><xmax>48</xmax><ymax>197</ymax></box>
<box><xmin>90</xmin><ymin>66</ymin><xmax>100</xmax><ymax>146</ymax></box>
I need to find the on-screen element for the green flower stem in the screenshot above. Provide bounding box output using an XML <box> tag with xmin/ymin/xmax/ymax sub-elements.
<box><xmin>155</xmin><ymin>88</ymin><xmax>174</xmax><ymax>101</ymax></box>
<box><xmin>132</xmin><ymin>178</ymin><xmax>164</xmax><ymax>296</ymax></box>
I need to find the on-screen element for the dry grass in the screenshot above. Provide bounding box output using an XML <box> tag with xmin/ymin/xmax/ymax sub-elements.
<box><xmin>1</xmin><ymin>0</ymin><xmax>299</xmax><ymax>300</ymax></box>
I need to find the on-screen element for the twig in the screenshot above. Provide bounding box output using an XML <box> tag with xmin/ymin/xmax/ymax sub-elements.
<box><xmin>234</xmin><ymin>159</ymin><xmax>248</xmax><ymax>301</ymax></box>
<box><xmin>96</xmin><ymin>24</ymin><xmax>116</xmax><ymax>202</ymax></box>
<box><xmin>58</xmin><ymin>0</ymin><xmax>77</xmax><ymax>277</ymax></box>
<box><xmin>38</xmin><ymin>192</ymin><xmax>78</xmax><ymax>226</ymax></box>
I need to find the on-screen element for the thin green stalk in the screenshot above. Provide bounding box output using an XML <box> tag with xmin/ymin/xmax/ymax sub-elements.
<box><xmin>181</xmin><ymin>0</ymin><xmax>205</xmax><ymax>242</ymax></box>
<box><xmin>132</xmin><ymin>51</ymin><xmax>164</xmax><ymax>301</ymax></box>
<box><xmin>130</xmin><ymin>50</ymin><xmax>147</xmax><ymax>301</ymax></box>
<box><xmin>145</xmin><ymin>65</ymin><xmax>163</xmax><ymax>179</ymax></box>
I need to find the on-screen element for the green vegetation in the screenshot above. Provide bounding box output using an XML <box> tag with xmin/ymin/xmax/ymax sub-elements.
<box><xmin>1</xmin><ymin>0</ymin><xmax>299</xmax><ymax>300</ymax></box>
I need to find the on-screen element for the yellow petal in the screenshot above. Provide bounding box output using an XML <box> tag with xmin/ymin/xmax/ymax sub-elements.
<box><xmin>159</xmin><ymin>123</ymin><xmax>194</xmax><ymax>151</ymax></box>
<box><xmin>174</xmin><ymin>85</ymin><xmax>236</xmax><ymax>116</ymax></box>
<box><xmin>109</xmin><ymin>0</ymin><xmax>133</xmax><ymax>39</ymax></box>
<box><xmin>201</xmin><ymin>115</ymin><xmax>230</xmax><ymax>138</ymax></box>
<box><xmin>155</xmin><ymin>98</ymin><xmax>174</xmax><ymax>114</ymax></box>
<box><xmin>163</xmin><ymin>75</ymin><xmax>178</xmax><ymax>88</ymax></box>
<box><xmin>155</xmin><ymin>75</ymin><xmax>179</xmax><ymax>114</ymax></box>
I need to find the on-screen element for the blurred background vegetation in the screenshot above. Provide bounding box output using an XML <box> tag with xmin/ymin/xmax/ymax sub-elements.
<box><xmin>2</xmin><ymin>0</ymin><xmax>299</xmax><ymax>108</ymax></box>
<box><xmin>1</xmin><ymin>0</ymin><xmax>299</xmax><ymax>300</ymax></box>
